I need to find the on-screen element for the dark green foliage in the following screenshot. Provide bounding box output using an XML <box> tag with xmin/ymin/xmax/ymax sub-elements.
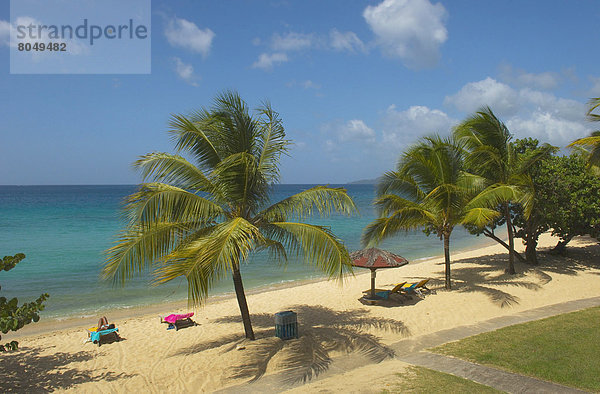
<box><xmin>511</xmin><ymin>138</ymin><xmax>558</xmax><ymax>263</ymax></box>
<box><xmin>534</xmin><ymin>154</ymin><xmax>600</xmax><ymax>250</ymax></box>
<box><xmin>0</xmin><ymin>254</ymin><xmax>49</xmax><ymax>351</ymax></box>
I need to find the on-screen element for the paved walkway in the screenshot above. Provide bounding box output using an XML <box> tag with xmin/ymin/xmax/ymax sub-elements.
<box><xmin>217</xmin><ymin>296</ymin><xmax>600</xmax><ymax>393</ymax></box>
<box><xmin>399</xmin><ymin>352</ymin><xmax>586</xmax><ymax>393</ymax></box>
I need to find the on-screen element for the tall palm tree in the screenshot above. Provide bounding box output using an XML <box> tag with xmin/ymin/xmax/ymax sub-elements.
<box><xmin>454</xmin><ymin>107</ymin><xmax>550</xmax><ymax>274</ymax></box>
<box><xmin>568</xmin><ymin>98</ymin><xmax>600</xmax><ymax>171</ymax></box>
<box><xmin>362</xmin><ymin>135</ymin><xmax>498</xmax><ymax>290</ymax></box>
<box><xmin>568</xmin><ymin>132</ymin><xmax>600</xmax><ymax>168</ymax></box>
<box><xmin>103</xmin><ymin>91</ymin><xmax>357</xmax><ymax>340</ymax></box>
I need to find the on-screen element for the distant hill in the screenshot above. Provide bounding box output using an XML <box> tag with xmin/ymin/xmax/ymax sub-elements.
<box><xmin>349</xmin><ymin>178</ymin><xmax>380</xmax><ymax>185</ymax></box>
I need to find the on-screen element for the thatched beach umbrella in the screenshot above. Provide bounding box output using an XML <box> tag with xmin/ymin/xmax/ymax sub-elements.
<box><xmin>350</xmin><ymin>248</ymin><xmax>409</xmax><ymax>300</ymax></box>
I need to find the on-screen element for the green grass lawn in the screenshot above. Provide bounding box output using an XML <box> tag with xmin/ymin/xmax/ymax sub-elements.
<box><xmin>432</xmin><ymin>306</ymin><xmax>600</xmax><ymax>392</ymax></box>
<box><xmin>382</xmin><ymin>366</ymin><xmax>502</xmax><ymax>393</ymax></box>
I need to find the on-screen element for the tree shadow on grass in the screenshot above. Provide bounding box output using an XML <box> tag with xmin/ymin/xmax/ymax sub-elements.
<box><xmin>170</xmin><ymin>305</ymin><xmax>409</xmax><ymax>385</ymax></box>
<box><xmin>0</xmin><ymin>345</ymin><xmax>133</xmax><ymax>393</ymax></box>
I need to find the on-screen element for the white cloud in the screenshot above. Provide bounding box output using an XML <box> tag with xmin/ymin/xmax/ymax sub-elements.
<box><xmin>322</xmin><ymin>119</ymin><xmax>377</xmax><ymax>146</ymax></box>
<box><xmin>363</xmin><ymin>0</ymin><xmax>448</xmax><ymax>68</ymax></box>
<box><xmin>506</xmin><ymin>112</ymin><xmax>588</xmax><ymax>146</ymax></box>
<box><xmin>499</xmin><ymin>64</ymin><xmax>560</xmax><ymax>90</ymax></box>
<box><xmin>173</xmin><ymin>57</ymin><xmax>198</xmax><ymax>86</ymax></box>
<box><xmin>444</xmin><ymin>77</ymin><xmax>519</xmax><ymax>115</ymax></box>
<box><xmin>445</xmin><ymin>77</ymin><xmax>591</xmax><ymax>146</ymax></box>
<box><xmin>252</xmin><ymin>52</ymin><xmax>288</xmax><ymax>70</ymax></box>
<box><xmin>339</xmin><ymin>119</ymin><xmax>376</xmax><ymax>142</ymax></box>
<box><xmin>329</xmin><ymin>29</ymin><xmax>366</xmax><ymax>53</ymax></box>
<box><xmin>271</xmin><ymin>32</ymin><xmax>313</xmax><ymax>51</ymax></box>
<box><xmin>165</xmin><ymin>18</ymin><xmax>214</xmax><ymax>56</ymax></box>
<box><xmin>382</xmin><ymin>105</ymin><xmax>456</xmax><ymax>148</ymax></box>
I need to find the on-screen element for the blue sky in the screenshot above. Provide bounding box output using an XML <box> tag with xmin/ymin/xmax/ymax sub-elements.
<box><xmin>1</xmin><ymin>0</ymin><xmax>599</xmax><ymax>185</ymax></box>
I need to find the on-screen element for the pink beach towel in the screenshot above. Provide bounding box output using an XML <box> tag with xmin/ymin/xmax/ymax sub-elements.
<box><xmin>163</xmin><ymin>313</ymin><xmax>194</xmax><ymax>324</ymax></box>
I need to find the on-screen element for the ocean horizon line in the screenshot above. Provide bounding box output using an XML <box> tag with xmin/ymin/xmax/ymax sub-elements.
<box><xmin>0</xmin><ymin>182</ymin><xmax>377</xmax><ymax>187</ymax></box>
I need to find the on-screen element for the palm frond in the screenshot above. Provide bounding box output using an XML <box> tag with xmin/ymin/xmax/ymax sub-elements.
<box><xmin>168</xmin><ymin>112</ymin><xmax>221</xmax><ymax>170</ymax></box>
<box><xmin>587</xmin><ymin>98</ymin><xmax>600</xmax><ymax>122</ymax></box>
<box><xmin>133</xmin><ymin>152</ymin><xmax>217</xmax><ymax>192</ymax></box>
<box><xmin>465</xmin><ymin>183</ymin><xmax>522</xmax><ymax>210</ymax></box>
<box><xmin>256</xmin><ymin>101</ymin><xmax>291</xmax><ymax>183</ymax></box>
<box><xmin>462</xmin><ymin>207</ymin><xmax>501</xmax><ymax>228</ymax></box>
<box><xmin>362</xmin><ymin>208</ymin><xmax>436</xmax><ymax>246</ymax></box>
<box><xmin>270</xmin><ymin>222</ymin><xmax>353</xmax><ymax>279</ymax></box>
<box><xmin>259</xmin><ymin>186</ymin><xmax>357</xmax><ymax>222</ymax></box>
<box><xmin>155</xmin><ymin>217</ymin><xmax>263</xmax><ymax>305</ymax></box>
<box><xmin>568</xmin><ymin>134</ymin><xmax>600</xmax><ymax>167</ymax></box>
<box><xmin>376</xmin><ymin>171</ymin><xmax>427</xmax><ymax>202</ymax></box>
<box><xmin>125</xmin><ymin>183</ymin><xmax>224</xmax><ymax>227</ymax></box>
<box><xmin>103</xmin><ymin>222</ymin><xmax>188</xmax><ymax>285</ymax></box>
<box><xmin>210</xmin><ymin>152</ymin><xmax>268</xmax><ymax>213</ymax></box>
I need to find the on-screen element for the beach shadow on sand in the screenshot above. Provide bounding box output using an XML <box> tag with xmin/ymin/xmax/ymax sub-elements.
<box><xmin>171</xmin><ymin>305</ymin><xmax>410</xmax><ymax>385</ymax></box>
<box><xmin>443</xmin><ymin>237</ymin><xmax>600</xmax><ymax>308</ymax></box>
<box><xmin>0</xmin><ymin>345</ymin><xmax>133</xmax><ymax>393</ymax></box>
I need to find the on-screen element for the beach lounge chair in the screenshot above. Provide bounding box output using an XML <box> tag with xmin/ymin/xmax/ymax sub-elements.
<box><xmin>398</xmin><ymin>282</ymin><xmax>419</xmax><ymax>296</ymax></box>
<box><xmin>402</xmin><ymin>279</ymin><xmax>431</xmax><ymax>296</ymax></box>
<box><xmin>160</xmin><ymin>312</ymin><xmax>196</xmax><ymax>330</ymax></box>
<box><xmin>362</xmin><ymin>282</ymin><xmax>407</xmax><ymax>300</ymax></box>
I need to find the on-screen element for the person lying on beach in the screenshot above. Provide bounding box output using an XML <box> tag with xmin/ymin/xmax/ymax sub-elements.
<box><xmin>92</xmin><ymin>316</ymin><xmax>115</xmax><ymax>332</ymax></box>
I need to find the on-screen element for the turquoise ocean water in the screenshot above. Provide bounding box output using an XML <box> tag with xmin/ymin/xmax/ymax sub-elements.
<box><xmin>0</xmin><ymin>185</ymin><xmax>492</xmax><ymax>319</ymax></box>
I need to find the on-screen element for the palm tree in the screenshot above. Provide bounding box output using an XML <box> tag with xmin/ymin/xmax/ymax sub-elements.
<box><xmin>568</xmin><ymin>132</ymin><xmax>600</xmax><ymax>168</ymax></box>
<box><xmin>568</xmin><ymin>98</ymin><xmax>600</xmax><ymax>167</ymax></box>
<box><xmin>454</xmin><ymin>107</ymin><xmax>550</xmax><ymax>274</ymax></box>
<box><xmin>103</xmin><ymin>91</ymin><xmax>357</xmax><ymax>340</ymax></box>
<box><xmin>362</xmin><ymin>135</ymin><xmax>498</xmax><ymax>290</ymax></box>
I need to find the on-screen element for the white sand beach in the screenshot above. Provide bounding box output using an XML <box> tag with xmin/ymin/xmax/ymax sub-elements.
<box><xmin>2</xmin><ymin>233</ymin><xmax>599</xmax><ymax>393</ymax></box>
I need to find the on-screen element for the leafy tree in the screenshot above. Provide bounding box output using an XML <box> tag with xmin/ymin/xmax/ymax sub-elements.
<box><xmin>454</xmin><ymin>107</ymin><xmax>552</xmax><ymax>273</ymax></box>
<box><xmin>362</xmin><ymin>136</ymin><xmax>499</xmax><ymax>290</ymax></box>
<box><xmin>0</xmin><ymin>253</ymin><xmax>49</xmax><ymax>351</ymax></box>
<box><xmin>535</xmin><ymin>154</ymin><xmax>600</xmax><ymax>252</ymax></box>
<box><xmin>511</xmin><ymin>138</ymin><xmax>558</xmax><ymax>264</ymax></box>
<box><xmin>103</xmin><ymin>91</ymin><xmax>357</xmax><ymax>340</ymax></box>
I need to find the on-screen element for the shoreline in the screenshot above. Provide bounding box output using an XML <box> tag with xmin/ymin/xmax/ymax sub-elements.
<box><xmin>7</xmin><ymin>235</ymin><xmax>499</xmax><ymax>340</ymax></box>
<box><xmin>4</xmin><ymin>233</ymin><xmax>598</xmax><ymax>393</ymax></box>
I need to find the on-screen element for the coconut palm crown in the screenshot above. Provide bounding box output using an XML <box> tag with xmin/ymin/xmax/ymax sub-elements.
<box><xmin>362</xmin><ymin>135</ymin><xmax>499</xmax><ymax>289</ymax></box>
<box><xmin>454</xmin><ymin>107</ymin><xmax>552</xmax><ymax>274</ymax></box>
<box><xmin>568</xmin><ymin>98</ymin><xmax>600</xmax><ymax>169</ymax></box>
<box><xmin>103</xmin><ymin>91</ymin><xmax>357</xmax><ymax>339</ymax></box>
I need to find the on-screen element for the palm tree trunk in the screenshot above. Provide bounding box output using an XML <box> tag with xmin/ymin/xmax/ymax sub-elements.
<box><xmin>232</xmin><ymin>264</ymin><xmax>255</xmax><ymax>340</ymax></box>
<box><xmin>504</xmin><ymin>204</ymin><xmax>516</xmax><ymax>274</ymax></box>
<box><xmin>443</xmin><ymin>232</ymin><xmax>451</xmax><ymax>290</ymax></box>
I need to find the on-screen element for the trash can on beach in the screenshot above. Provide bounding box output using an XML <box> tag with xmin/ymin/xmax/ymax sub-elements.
<box><xmin>274</xmin><ymin>310</ymin><xmax>298</xmax><ymax>339</ymax></box>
